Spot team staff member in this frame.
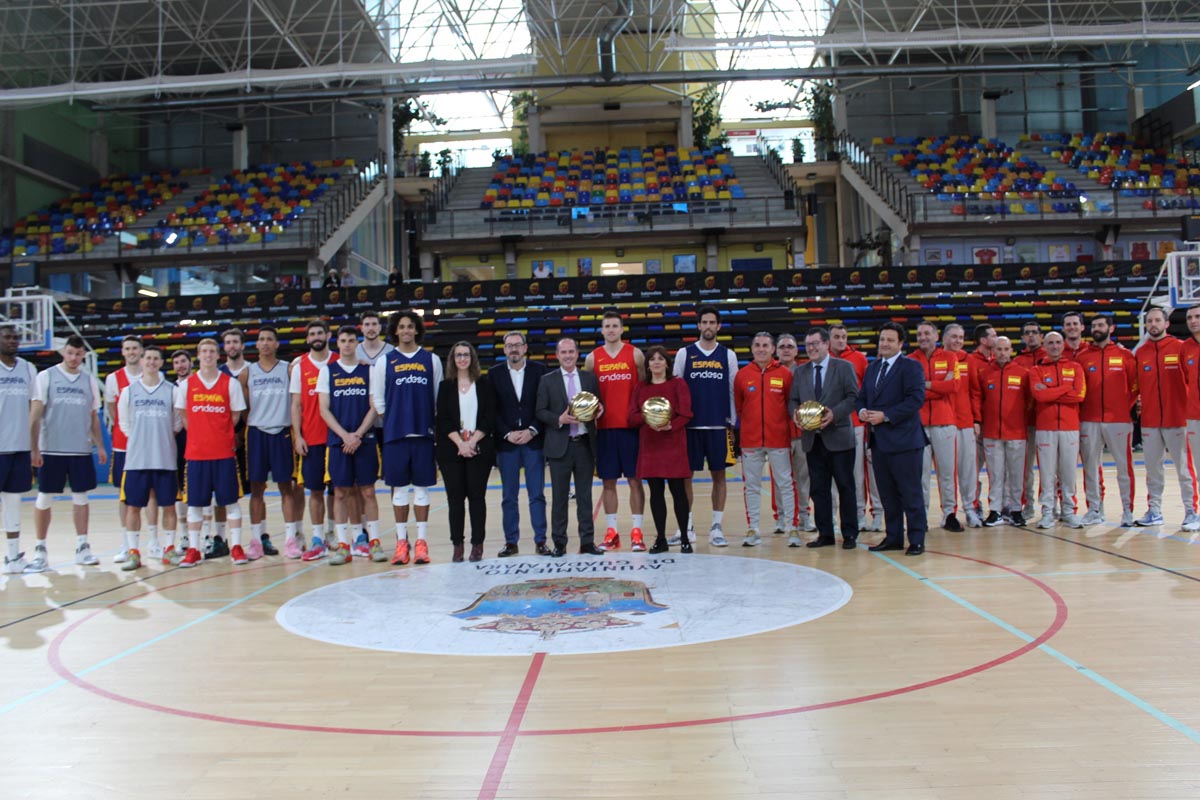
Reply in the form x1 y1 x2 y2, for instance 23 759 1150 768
674 305 739 547
979 337 1030 526
1077 314 1138 527
175 338 248 567
1030 333 1085 529
942 323 983 528
28 335 106 573
585 311 646 552
435 342 495 563
370 309 442 565
734 332 794 547
1015 320 1045 519
116 346 180 571
771 334 811 538
1133 307 1198 529
0 325 37 574
1183 304 1200 531
318 327 382 565
1062 311 1092 362
964 324 996 524
290 320 336 560
831 325 879 532
910 321 962 531
241 325 297 558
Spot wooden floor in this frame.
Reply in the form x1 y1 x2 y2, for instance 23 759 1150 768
3 459 1199 800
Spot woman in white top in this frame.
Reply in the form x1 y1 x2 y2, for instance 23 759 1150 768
435 342 496 562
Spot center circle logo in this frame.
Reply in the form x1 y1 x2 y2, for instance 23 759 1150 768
276 554 852 656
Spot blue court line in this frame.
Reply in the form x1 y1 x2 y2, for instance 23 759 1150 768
874 551 1200 745
932 566 1200 580
0 565 316 716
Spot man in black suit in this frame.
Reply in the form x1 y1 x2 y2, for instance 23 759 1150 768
534 337 604 556
490 331 550 557
856 322 929 556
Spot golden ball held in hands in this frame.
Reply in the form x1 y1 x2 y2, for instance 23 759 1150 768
794 400 829 432
568 391 600 422
641 396 672 427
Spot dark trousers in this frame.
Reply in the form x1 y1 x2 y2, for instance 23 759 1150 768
548 438 595 550
647 477 689 542
806 438 858 541
872 446 927 547
436 452 495 545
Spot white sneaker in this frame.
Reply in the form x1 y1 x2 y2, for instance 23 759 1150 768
113 549 130 563
965 510 983 528
1135 510 1165 527
857 514 870 532
4 552 27 574
75 542 99 566
803 517 817 532
787 532 803 547
871 514 883 532
146 538 164 560
1022 505 1037 521
1036 514 1055 529
708 524 728 547
1182 510 1200 533
25 545 49 573
742 531 762 547
771 522 786 535
667 530 682 546
1079 509 1105 526
1063 515 1084 529
1119 511 1136 527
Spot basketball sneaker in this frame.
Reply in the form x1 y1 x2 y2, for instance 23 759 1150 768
120 549 142 571
4 552 27 574
742 531 762 547
25 545 48 573
162 545 182 566
413 539 430 564
369 539 388 562
179 547 202 568
787 531 803 547
146 538 164 560
1135 510 1165 527
601 528 620 551
352 537 371 560
301 540 327 561
328 543 353 566
708 523 728 547
113 549 130 564
391 538 411 565
260 534 279 556
203 535 229 560
245 538 264 561
284 536 304 559
230 545 249 565
75 542 99 566
629 528 646 552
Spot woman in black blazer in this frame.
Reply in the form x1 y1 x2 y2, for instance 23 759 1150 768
435 342 496 562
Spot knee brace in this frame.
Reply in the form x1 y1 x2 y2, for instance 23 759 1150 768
224 504 242 521
187 506 205 524
35 492 53 510
1 492 22 531
391 485 412 506
413 486 431 506
72 492 90 506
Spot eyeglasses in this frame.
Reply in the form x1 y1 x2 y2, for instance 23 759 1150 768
454 352 472 359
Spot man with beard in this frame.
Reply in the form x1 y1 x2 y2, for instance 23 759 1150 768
1014 320 1045 519
0 325 37 574
107 336 160 563
831 325 879 532
1183 305 1200 530
290 320 337 559
673 305 739 547
1132 307 1198 529
351 311 394 551
1076 314 1138 527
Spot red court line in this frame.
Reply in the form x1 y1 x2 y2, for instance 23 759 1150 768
478 653 546 800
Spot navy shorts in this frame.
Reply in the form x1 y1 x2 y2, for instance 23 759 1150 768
327 436 380 487
687 428 730 472
109 450 126 488
38 454 98 493
382 438 436 487
186 458 241 507
122 469 178 508
300 444 327 490
595 428 639 480
248 427 296 484
0 452 33 493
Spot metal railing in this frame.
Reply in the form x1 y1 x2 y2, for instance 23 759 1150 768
838 131 914 224
908 189 1200 223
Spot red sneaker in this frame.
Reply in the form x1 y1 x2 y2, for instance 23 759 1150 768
230 544 248 565
391 538 411 565
601 528 620 551
630 528 646 552
179 547 202 568
413 539 430 564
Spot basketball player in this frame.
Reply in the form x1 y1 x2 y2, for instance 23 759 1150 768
290 320 337 560
115 346 180 571
166 349 194 564
673 305 739 547
318 326 382 564
370 309 441 565
108 336 160 563
351 311 394 553
203 327 250 559
584 310 646 551
175 338 247 567
28 335 106 572
240 325 297 557
0 325 37 574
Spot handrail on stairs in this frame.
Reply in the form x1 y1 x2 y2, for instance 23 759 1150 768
837 132 913 225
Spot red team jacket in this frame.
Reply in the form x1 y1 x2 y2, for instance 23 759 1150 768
979 361 1030 440
734 361 794 449
833 346 869 428
909 347 959 426
1134 337 1188 428
1029 358 1086 431
1077 343 1138 423
1181 337 1200 422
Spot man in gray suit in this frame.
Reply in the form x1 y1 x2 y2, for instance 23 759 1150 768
535 337 605 557
790 326 860 549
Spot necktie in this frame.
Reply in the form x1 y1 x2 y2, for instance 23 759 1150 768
813 364 823 399
566 370 581 436
876 359 889 389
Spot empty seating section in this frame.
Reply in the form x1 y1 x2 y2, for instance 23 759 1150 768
479 146 742 217
0 159 353 258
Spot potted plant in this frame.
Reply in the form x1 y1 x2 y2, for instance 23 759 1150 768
791 137 806 164
418 151 432 177
803 83 837 160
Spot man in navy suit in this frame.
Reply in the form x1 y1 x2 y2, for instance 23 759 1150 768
489 331 550 557
856 322 929 555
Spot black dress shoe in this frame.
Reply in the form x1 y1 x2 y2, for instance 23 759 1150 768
535 542 552 556
905 544 925 556
943 513 964 532
649 537 669 554
680 542 694 554
868 541 905 552
550 546 566 558
578 543 604 556
497 543 520 558
806 537 836 548
841 539 858 550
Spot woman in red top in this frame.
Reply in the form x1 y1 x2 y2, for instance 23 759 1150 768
629 346 694 553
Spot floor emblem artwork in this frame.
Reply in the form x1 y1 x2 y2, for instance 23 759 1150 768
276 554 853 656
